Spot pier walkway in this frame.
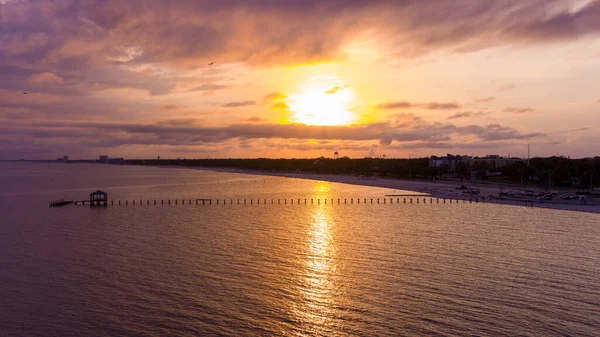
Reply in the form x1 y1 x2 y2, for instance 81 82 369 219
50 196 485 207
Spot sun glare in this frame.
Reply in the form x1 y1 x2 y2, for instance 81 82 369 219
288 77 356 126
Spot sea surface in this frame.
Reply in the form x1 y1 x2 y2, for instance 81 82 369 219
1 162 599 336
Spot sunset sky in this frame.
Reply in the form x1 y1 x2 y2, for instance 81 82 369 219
1 0 600 159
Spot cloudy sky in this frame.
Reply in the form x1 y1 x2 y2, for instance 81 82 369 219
1 0 599 159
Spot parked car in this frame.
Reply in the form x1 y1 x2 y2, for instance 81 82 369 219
521 190 535 196
560 195 578 200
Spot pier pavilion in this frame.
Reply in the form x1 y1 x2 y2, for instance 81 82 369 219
89 190 108 206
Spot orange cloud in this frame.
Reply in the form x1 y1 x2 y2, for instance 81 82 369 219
263 92 287 102
270 102 290 110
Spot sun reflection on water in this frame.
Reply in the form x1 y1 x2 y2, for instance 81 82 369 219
291 192 338 334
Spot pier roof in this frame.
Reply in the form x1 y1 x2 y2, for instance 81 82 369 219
90 190 108 196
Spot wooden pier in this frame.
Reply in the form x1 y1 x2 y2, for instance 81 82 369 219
49 199 73 207
52 196 484 208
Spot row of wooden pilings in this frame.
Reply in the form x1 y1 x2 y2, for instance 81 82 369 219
77 197 484 206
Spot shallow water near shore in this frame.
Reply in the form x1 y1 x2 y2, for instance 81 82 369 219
1 162 599 336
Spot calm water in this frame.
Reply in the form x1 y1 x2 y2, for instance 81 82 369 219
1 163 599 336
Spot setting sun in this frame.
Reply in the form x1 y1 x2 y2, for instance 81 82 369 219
288 77 356 126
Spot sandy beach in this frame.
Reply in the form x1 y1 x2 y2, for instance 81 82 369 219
189 167 600 214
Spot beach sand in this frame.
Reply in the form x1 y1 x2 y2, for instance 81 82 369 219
197 167 600 214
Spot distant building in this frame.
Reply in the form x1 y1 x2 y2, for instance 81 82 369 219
429 154 472 172
430 153 524 171
99 155 109 163
63 155 68 161
469 155 524 170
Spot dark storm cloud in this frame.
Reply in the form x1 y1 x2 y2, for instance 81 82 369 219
376 101 462 110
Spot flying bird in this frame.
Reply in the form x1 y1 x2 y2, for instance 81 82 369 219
208 62 215 66
23 92 28 94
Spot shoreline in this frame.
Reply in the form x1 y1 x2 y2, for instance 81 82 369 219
180 166 600 214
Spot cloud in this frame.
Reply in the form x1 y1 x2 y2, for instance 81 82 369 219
0 113 551 159
160 104 182 111
245 116 267 123
424 102 462 110
3 0 600 75
221 100 256 108
503 107 535 114
325 86 346 94
3 0 595 158
154 118 203 127
271 102 290 110
474 96 496 102
376 102 414 110
498 84 517 92
186 84 229 92
29 72 65 84
368 144 378 157
12 118 544 148
376 101 461 110
447 111 488 119
565 127 590 132
263 92 287 102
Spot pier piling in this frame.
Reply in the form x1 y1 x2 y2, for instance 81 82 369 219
55 194 483 209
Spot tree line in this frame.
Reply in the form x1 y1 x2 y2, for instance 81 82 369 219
125 156 600 190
